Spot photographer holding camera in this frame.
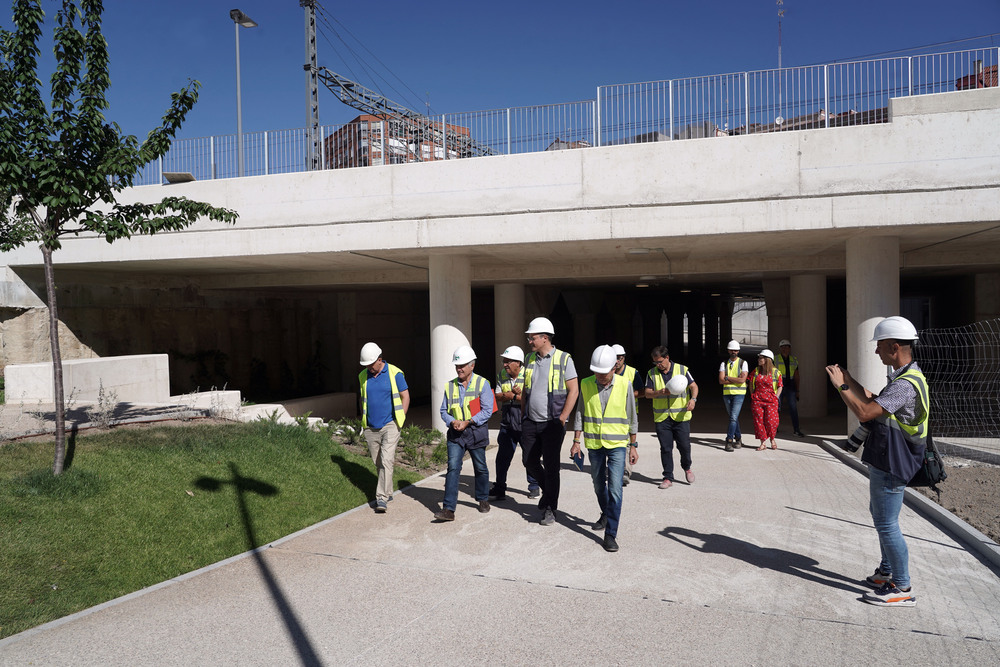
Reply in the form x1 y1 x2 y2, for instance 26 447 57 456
825 315 929 608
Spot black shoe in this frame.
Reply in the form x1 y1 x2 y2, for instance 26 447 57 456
591 514 607 531
602 533 619 552
478 500 491 513
622 472 630 487
488 486 507 500
724 443 734 452
795 430 805 437
433 509 455 522
527 488 541 499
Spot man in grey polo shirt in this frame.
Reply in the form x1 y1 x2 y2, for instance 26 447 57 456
520 316 580 526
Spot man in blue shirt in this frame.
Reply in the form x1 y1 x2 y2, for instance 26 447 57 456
435 345 495 521
358 342 409 513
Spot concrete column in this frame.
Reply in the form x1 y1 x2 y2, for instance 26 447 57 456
846 236 899 432
975 272 1000 322
720 297 734 347
763 278 790 348
494 283 525 358
429 255 472 434
704 299 720 356
790 274 827 418
687 297 704 358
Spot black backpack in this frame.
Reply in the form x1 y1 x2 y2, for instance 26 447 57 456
907 429 947 493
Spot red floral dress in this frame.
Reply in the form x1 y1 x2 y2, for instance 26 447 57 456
749 368 783 440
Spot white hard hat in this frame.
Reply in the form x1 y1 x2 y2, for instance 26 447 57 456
611 343 626 356
665 374 689 396
727 340 740 351
525 316 554 335
779 339 791 347
500 345 524 363
871 316 919 342
359 342 382 366
759 349 774 360
590 345 617 373
452 345 477 365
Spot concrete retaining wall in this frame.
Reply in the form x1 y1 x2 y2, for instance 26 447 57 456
4 354 170 403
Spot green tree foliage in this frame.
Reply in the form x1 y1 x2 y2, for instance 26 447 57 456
0 0 238 474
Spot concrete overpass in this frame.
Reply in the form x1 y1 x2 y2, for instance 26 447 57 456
2 88 999 432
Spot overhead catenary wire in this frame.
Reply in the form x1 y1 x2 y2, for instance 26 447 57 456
313 1 431 115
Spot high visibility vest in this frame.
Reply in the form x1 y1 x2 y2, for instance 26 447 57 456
722 358 747 395
523 349 571 418
580 375 631 449
875 366 930 445
446 374 488 421
863 365 930 482
775 354 798 380
359 363 406 428
750 368 780 393
497 367 525 395
649 363 692 423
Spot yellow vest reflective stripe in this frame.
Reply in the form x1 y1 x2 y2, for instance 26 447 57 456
649 363 692 423
722 358 746 395
523 349 570 416
358 363 406 428
580 375 630 449
876 367 930 445
446 374 486 421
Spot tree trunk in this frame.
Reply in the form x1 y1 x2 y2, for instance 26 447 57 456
41 245 67 475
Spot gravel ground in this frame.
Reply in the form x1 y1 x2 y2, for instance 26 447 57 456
914 457 1000 544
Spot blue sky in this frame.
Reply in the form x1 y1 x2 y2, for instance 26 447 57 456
10 0 1000 141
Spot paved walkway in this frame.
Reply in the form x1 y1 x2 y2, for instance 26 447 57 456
2 415 1000 664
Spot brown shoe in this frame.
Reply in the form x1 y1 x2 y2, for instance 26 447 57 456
478 500 490 513
433 509 455 522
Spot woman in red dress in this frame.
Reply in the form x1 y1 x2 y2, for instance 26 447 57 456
750 349 783 450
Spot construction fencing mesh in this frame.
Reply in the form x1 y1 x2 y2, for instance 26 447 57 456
916 318 1000 461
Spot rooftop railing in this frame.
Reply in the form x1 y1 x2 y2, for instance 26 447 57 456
136 47 999 187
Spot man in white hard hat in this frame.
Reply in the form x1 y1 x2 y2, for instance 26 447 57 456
521 316 580 526
571 345 639 552
718 340 748 451
434 345 495 522
358 342 409 513
825 315 928 607
489 345 540 501
612 344 643 485
775 339 804 437
645 345 698 489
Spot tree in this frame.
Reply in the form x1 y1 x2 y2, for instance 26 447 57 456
0 0 238 474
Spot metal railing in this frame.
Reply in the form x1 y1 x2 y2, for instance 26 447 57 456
135 47 998 186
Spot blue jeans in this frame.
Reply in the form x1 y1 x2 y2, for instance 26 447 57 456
722 394 745 441
493 426 539 493
589 447 626 538
443 442 489 511
868 465 910 589
779 388 800 432
655 418 691 481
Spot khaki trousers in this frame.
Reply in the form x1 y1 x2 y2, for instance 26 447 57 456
364 421 400 502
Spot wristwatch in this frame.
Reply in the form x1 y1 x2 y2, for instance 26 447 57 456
839 383 849 392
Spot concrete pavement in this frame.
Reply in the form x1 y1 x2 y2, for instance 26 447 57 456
3 420 1000 665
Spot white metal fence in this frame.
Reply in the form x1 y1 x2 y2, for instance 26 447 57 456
134 47 999 186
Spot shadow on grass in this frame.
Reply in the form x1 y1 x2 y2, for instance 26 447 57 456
660 526 864 594
195 463 321 667
329 453 377 502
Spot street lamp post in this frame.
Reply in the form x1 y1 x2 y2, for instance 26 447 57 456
230 9 257 177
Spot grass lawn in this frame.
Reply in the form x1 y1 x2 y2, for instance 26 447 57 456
0 420 432 639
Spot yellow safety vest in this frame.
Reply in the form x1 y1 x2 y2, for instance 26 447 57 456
497 367 525 394
877 366 930 445
649 363 692 423
775 354 798 380
750 368 780 393
722 358 747 395
580 375 631 449
446 374 488 421
524 349 571 417
358 363 406 428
